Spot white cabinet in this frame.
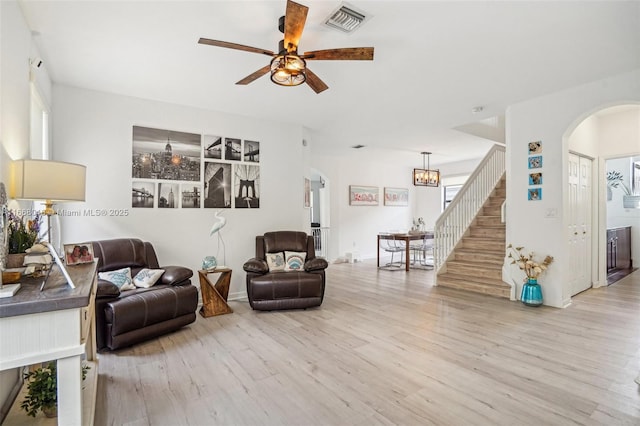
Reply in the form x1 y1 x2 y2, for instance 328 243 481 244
0 262 98 425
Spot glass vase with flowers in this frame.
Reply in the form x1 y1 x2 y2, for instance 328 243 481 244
507 244 554 306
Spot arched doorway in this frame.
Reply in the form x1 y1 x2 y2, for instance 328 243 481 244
564 104 640 297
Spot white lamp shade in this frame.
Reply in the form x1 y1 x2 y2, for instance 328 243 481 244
10 159 86 202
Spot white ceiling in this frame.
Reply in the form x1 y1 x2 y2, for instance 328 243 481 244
19 0 640 166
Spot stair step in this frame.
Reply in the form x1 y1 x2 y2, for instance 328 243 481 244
476 215 503 226
470 227 505 238
483 205 502 215
454 250 504 264
460 236 505 249
486 196 505 206
445 260 503 279
437 272 511 298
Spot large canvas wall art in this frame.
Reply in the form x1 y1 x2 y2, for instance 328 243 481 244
132 126 201 181
132 125 260 209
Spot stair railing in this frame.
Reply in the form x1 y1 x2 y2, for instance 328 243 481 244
434 144 506 273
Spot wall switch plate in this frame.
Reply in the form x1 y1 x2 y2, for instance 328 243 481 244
545 208 558 218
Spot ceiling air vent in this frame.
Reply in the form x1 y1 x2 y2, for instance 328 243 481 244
324 3 369 33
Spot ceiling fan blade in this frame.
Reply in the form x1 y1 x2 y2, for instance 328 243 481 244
305 68 329 94
198 38 275 56
284 0 308 51
302 47 374 61
236 65 272 85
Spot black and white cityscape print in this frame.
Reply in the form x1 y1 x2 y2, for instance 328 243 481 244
132 125 259 208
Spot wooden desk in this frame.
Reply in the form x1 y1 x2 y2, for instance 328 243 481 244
0 262 98 425
198 269 233 317
377 232 433 271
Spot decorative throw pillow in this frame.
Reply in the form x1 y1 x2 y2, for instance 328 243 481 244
284 251 307 272
266 252 285 272
133 268 165 288
98 267 134 290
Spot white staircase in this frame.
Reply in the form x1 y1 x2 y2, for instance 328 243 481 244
434 145 510 298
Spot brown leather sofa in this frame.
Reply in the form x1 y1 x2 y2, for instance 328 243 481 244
243 231 328 311
91 238 198 351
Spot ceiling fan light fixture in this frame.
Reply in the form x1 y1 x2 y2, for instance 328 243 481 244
270 54 307 86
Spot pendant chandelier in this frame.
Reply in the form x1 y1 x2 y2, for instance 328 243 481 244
413 151 440 187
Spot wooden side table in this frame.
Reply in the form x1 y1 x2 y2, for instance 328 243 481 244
198 268 233 318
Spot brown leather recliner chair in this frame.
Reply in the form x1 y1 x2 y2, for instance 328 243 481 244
90 238 198 351
243 231 328 311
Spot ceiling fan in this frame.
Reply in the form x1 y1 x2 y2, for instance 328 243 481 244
198 0 374 94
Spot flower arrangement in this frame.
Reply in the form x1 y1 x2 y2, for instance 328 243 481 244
411 217 425 232
7 210 43 254
606 170 631 195
507 244 554 281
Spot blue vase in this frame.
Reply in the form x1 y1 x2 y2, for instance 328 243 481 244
521 278 543 306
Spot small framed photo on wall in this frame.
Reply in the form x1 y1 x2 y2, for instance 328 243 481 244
529 172 542 185
528 188 542 201
528 141 542 155
528 155 542 169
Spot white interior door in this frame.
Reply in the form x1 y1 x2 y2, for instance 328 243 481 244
569 153 593 296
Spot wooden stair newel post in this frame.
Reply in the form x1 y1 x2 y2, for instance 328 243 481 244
198 269 233 318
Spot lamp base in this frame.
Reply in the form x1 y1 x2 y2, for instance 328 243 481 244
0 283 21 298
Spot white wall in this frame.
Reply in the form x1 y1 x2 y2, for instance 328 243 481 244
414 158 480 230
568 115 599 157
310 152 413 260
310 152 481 260
53 85 310 299
598 107 640 158
506 68 640 308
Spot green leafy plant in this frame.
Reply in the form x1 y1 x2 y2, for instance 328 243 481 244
7 210 42 254
20 361 89 418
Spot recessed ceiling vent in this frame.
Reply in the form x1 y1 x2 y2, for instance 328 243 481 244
351 144 366 149
324 3 369 33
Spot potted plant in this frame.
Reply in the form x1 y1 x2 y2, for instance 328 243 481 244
20 361 89 418
507 244 554 306
5 210 42 268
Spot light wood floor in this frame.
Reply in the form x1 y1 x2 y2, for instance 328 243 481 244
95 262 640 426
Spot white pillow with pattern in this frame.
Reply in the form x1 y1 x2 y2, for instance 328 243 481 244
98 267 134 290
284 251 307 272
133 268 165 288
266 252 285 272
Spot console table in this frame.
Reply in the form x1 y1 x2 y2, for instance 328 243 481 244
0 261 98 425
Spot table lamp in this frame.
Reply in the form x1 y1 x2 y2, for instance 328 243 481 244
9 159 86 253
